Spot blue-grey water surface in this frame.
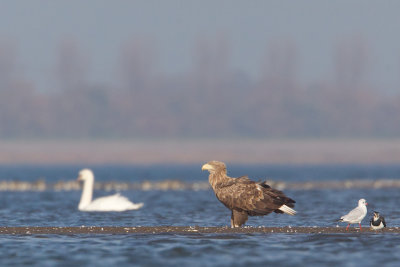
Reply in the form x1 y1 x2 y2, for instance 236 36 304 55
0 164 399 266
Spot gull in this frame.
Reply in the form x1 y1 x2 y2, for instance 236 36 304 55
338 198 368 231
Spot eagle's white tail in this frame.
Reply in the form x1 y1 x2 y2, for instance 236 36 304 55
279 205 297 215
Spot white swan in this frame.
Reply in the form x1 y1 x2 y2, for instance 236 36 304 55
77 168 143 212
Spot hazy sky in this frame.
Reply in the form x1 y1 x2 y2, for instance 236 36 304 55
1 0 400 92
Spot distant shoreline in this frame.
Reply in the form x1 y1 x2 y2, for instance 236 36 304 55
1 139 400 165
1 179 399 191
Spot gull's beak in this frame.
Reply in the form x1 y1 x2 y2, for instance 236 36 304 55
365 202 368 206
202 163 212 171
77 174 83 181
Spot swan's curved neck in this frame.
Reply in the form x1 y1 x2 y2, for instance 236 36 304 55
79 179 93 209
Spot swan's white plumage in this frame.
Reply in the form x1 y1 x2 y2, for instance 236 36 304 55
80 193 144 212
77 169 143 212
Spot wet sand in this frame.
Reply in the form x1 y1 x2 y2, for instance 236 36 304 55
0 226 398 235
2 139 400 164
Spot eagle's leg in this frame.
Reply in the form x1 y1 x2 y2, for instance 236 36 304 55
231 210 248 228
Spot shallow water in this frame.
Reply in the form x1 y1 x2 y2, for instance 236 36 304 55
0 165 399 266
2 233 400 267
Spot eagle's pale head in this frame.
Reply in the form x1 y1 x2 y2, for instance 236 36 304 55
202 161 227 174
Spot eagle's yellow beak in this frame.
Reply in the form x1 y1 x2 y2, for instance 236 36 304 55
202 163 213 171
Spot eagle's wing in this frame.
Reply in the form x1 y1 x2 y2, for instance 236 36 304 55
215 179 286 215
232 176 251 183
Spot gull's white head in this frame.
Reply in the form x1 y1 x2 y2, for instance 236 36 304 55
77 168 94 182
358 198 368 207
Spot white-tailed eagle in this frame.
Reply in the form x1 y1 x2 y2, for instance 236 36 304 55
202 161 296 227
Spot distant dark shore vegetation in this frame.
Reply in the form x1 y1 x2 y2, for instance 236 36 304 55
1 37 399 140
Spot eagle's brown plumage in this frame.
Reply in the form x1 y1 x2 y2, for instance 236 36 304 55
202 160 296 227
